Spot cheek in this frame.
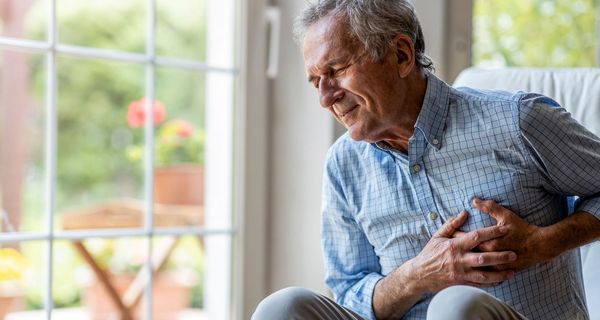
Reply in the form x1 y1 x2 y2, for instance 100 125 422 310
327 107 345 124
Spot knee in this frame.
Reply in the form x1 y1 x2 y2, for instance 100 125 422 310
427 285 491 320
252 287 320 320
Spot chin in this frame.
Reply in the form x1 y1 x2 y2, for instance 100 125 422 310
348 127 366 142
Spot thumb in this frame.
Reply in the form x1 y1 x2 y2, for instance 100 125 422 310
435 210 468 238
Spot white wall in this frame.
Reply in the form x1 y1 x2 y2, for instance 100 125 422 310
266 0 334 295
413 0 472 82
413 0 448 80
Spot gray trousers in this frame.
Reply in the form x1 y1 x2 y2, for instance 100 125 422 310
252 285 528 320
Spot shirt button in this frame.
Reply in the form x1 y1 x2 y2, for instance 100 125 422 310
432 138 440 145
429 212 438 221
413 164 421 173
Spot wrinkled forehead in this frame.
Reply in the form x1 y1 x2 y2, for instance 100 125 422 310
302 15 361 68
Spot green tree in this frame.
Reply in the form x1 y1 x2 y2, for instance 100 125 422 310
473 0 599 67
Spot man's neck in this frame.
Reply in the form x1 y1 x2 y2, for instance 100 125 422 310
379 70 428 153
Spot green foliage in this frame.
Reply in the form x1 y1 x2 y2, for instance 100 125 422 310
25 0 207 209
473 0 599 67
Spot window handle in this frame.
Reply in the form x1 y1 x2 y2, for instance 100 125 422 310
265 6 281 79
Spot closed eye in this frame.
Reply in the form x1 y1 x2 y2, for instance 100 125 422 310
332 64 350 75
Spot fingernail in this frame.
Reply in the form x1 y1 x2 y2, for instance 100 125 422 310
472 198 480 205
509 252 517 261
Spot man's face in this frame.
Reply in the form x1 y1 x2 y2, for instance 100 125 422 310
302 14 409 143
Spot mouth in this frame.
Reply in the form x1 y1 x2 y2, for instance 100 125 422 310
340 105 358 118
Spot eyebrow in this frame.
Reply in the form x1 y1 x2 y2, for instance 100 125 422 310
306 58 346 83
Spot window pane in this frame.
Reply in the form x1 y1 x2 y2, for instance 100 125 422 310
52 237 151 319
57 0 146 52
151 67 205 228
56 57 145 230
51 237 204 319
0 242 46 318
473 0 599 67
0 0 47 41
150 235 205 318
0 50 46 233
156 0 207 61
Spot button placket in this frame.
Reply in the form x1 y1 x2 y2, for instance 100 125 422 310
408 131 443 234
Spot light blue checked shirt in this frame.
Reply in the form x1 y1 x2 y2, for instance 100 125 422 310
322 73 600 320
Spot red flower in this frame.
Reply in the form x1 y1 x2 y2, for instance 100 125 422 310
127 98 166 128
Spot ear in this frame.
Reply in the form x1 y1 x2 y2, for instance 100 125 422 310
391 34 416 78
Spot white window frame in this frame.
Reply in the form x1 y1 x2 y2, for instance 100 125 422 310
0 0 239 319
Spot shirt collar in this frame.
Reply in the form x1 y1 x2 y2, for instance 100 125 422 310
413 73 451 150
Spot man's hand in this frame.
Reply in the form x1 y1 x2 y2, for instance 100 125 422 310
409 210 517 293
373 210 517 319
471 198 552 271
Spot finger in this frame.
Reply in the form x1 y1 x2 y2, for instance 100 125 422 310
476 239 499 252
465 270 516 284
472 198 506 222
435 210 468 238
463 251 517 267
456 225 508 250
453 231 467 239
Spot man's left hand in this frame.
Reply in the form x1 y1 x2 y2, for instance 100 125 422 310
468 198 555 271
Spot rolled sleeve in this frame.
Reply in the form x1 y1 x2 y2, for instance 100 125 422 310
519 94 600 221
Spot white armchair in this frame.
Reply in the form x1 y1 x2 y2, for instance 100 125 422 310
454 67 600 320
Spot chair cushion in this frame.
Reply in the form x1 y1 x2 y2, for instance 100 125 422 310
453 68 600 136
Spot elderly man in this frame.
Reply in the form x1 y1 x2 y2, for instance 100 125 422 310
253 1 600 319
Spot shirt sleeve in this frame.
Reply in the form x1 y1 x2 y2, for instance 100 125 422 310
321 149 383 320
518 94 600 220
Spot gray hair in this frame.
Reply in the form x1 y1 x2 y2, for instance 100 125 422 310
294 0 434 72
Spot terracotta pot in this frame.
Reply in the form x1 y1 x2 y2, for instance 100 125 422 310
153 165 204 206
0 294 23 319
83 273 192 320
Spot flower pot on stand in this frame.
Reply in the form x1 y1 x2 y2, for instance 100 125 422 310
153 164 204 206
83 272 194 320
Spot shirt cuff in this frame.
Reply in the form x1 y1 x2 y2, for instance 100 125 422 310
575 197 600 220
345 273 384 320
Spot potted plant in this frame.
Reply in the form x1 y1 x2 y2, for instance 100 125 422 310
0 248 28 318
80 238 198 320
125 98 205 206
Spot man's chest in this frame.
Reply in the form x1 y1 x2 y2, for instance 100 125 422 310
350 136 563 274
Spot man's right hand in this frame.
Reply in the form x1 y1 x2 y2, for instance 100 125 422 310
373 210 517 320
408 210 517 293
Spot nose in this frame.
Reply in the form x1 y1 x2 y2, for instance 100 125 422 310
318 77 344 108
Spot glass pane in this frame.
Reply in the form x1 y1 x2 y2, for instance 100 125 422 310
473 0 599 67
0 0 47 41
151 67 205 227
0 242 46 319
150 235 204 319
0 49 46 233
56 57 145 231
57 0 146 52
53 237 150 319
156 0 207 61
